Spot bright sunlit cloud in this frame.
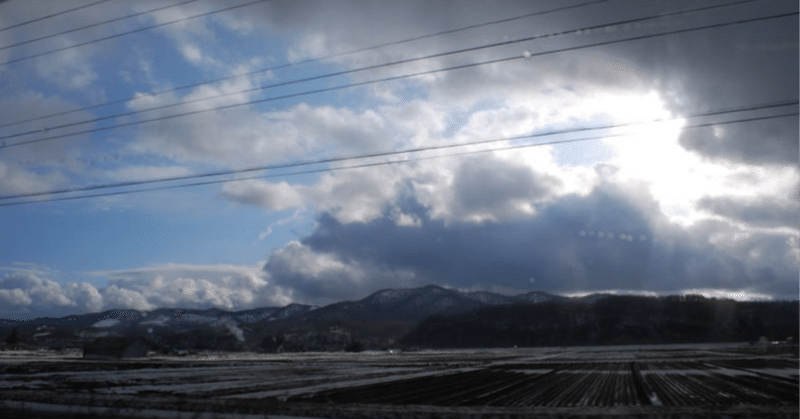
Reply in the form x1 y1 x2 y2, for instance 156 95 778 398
0 0 796 315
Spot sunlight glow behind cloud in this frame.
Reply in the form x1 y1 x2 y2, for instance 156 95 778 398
0 0 796 315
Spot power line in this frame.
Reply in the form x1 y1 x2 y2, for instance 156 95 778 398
1 4 786 149
0 0 270 67
0 0 203 53
0 102 794 204
2 111 795 207
0 0 761 139
0 0 614 130
0 0 115 33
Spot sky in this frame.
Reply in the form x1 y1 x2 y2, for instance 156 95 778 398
0 0 797 318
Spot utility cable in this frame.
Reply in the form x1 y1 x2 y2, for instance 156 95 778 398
0 0 115 33
0 0 270 67
0 0 763 139
0 0 614 130
1 111 794 207
0 8 791 150
0 101 794 202
0 0 202 53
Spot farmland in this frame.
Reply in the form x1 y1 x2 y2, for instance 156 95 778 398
1 343 797 418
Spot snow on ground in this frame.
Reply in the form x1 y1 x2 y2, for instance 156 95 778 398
1 343 797 418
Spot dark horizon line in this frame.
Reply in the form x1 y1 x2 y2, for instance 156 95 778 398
0 284 792 323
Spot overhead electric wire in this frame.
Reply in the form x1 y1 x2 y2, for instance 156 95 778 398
0 0 270 67
1 111 795 208
0 0 115 33
0 0 203 53
0 1 784 149
0 0 762 140
0 102 794 204
0 0 615 130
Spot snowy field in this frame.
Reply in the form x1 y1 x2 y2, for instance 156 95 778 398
1 344 797 418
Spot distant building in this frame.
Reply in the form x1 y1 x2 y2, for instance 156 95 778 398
83 337 149 359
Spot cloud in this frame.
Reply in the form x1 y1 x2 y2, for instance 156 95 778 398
444 153 563 222
633 3 797 166
92 263 288 310
33 46 98 91
678 120 798 166
202 4 795 238
103 165 194 182
181 43 204 64
221 139 597 226
1 0 796 316
0 0 128 92
697 195 798 230
262 178 799 302
142 0 218 37
0 160 68 196
0 262 292 318
126 83 398 169
245 0 796 167
0 266 103 317
0 91 96 166
221 180 305 211
258 209 306 240
221 163 415 224
263 241 418 305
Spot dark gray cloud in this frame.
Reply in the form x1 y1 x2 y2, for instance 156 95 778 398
678 118 798 166
697 195 798 229
232 0 799 165
591 1 798 165
448 154 563 220
2 0 795 317
264 178 798 302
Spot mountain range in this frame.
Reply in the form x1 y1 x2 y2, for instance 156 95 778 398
0 285 574 352
3 285 795 353
0 284 567 330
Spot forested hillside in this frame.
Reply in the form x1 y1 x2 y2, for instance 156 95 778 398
401 295 799 348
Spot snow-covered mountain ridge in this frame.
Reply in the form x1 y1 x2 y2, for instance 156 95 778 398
0 285 571 329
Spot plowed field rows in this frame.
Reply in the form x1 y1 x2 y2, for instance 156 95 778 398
1 344 797 418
